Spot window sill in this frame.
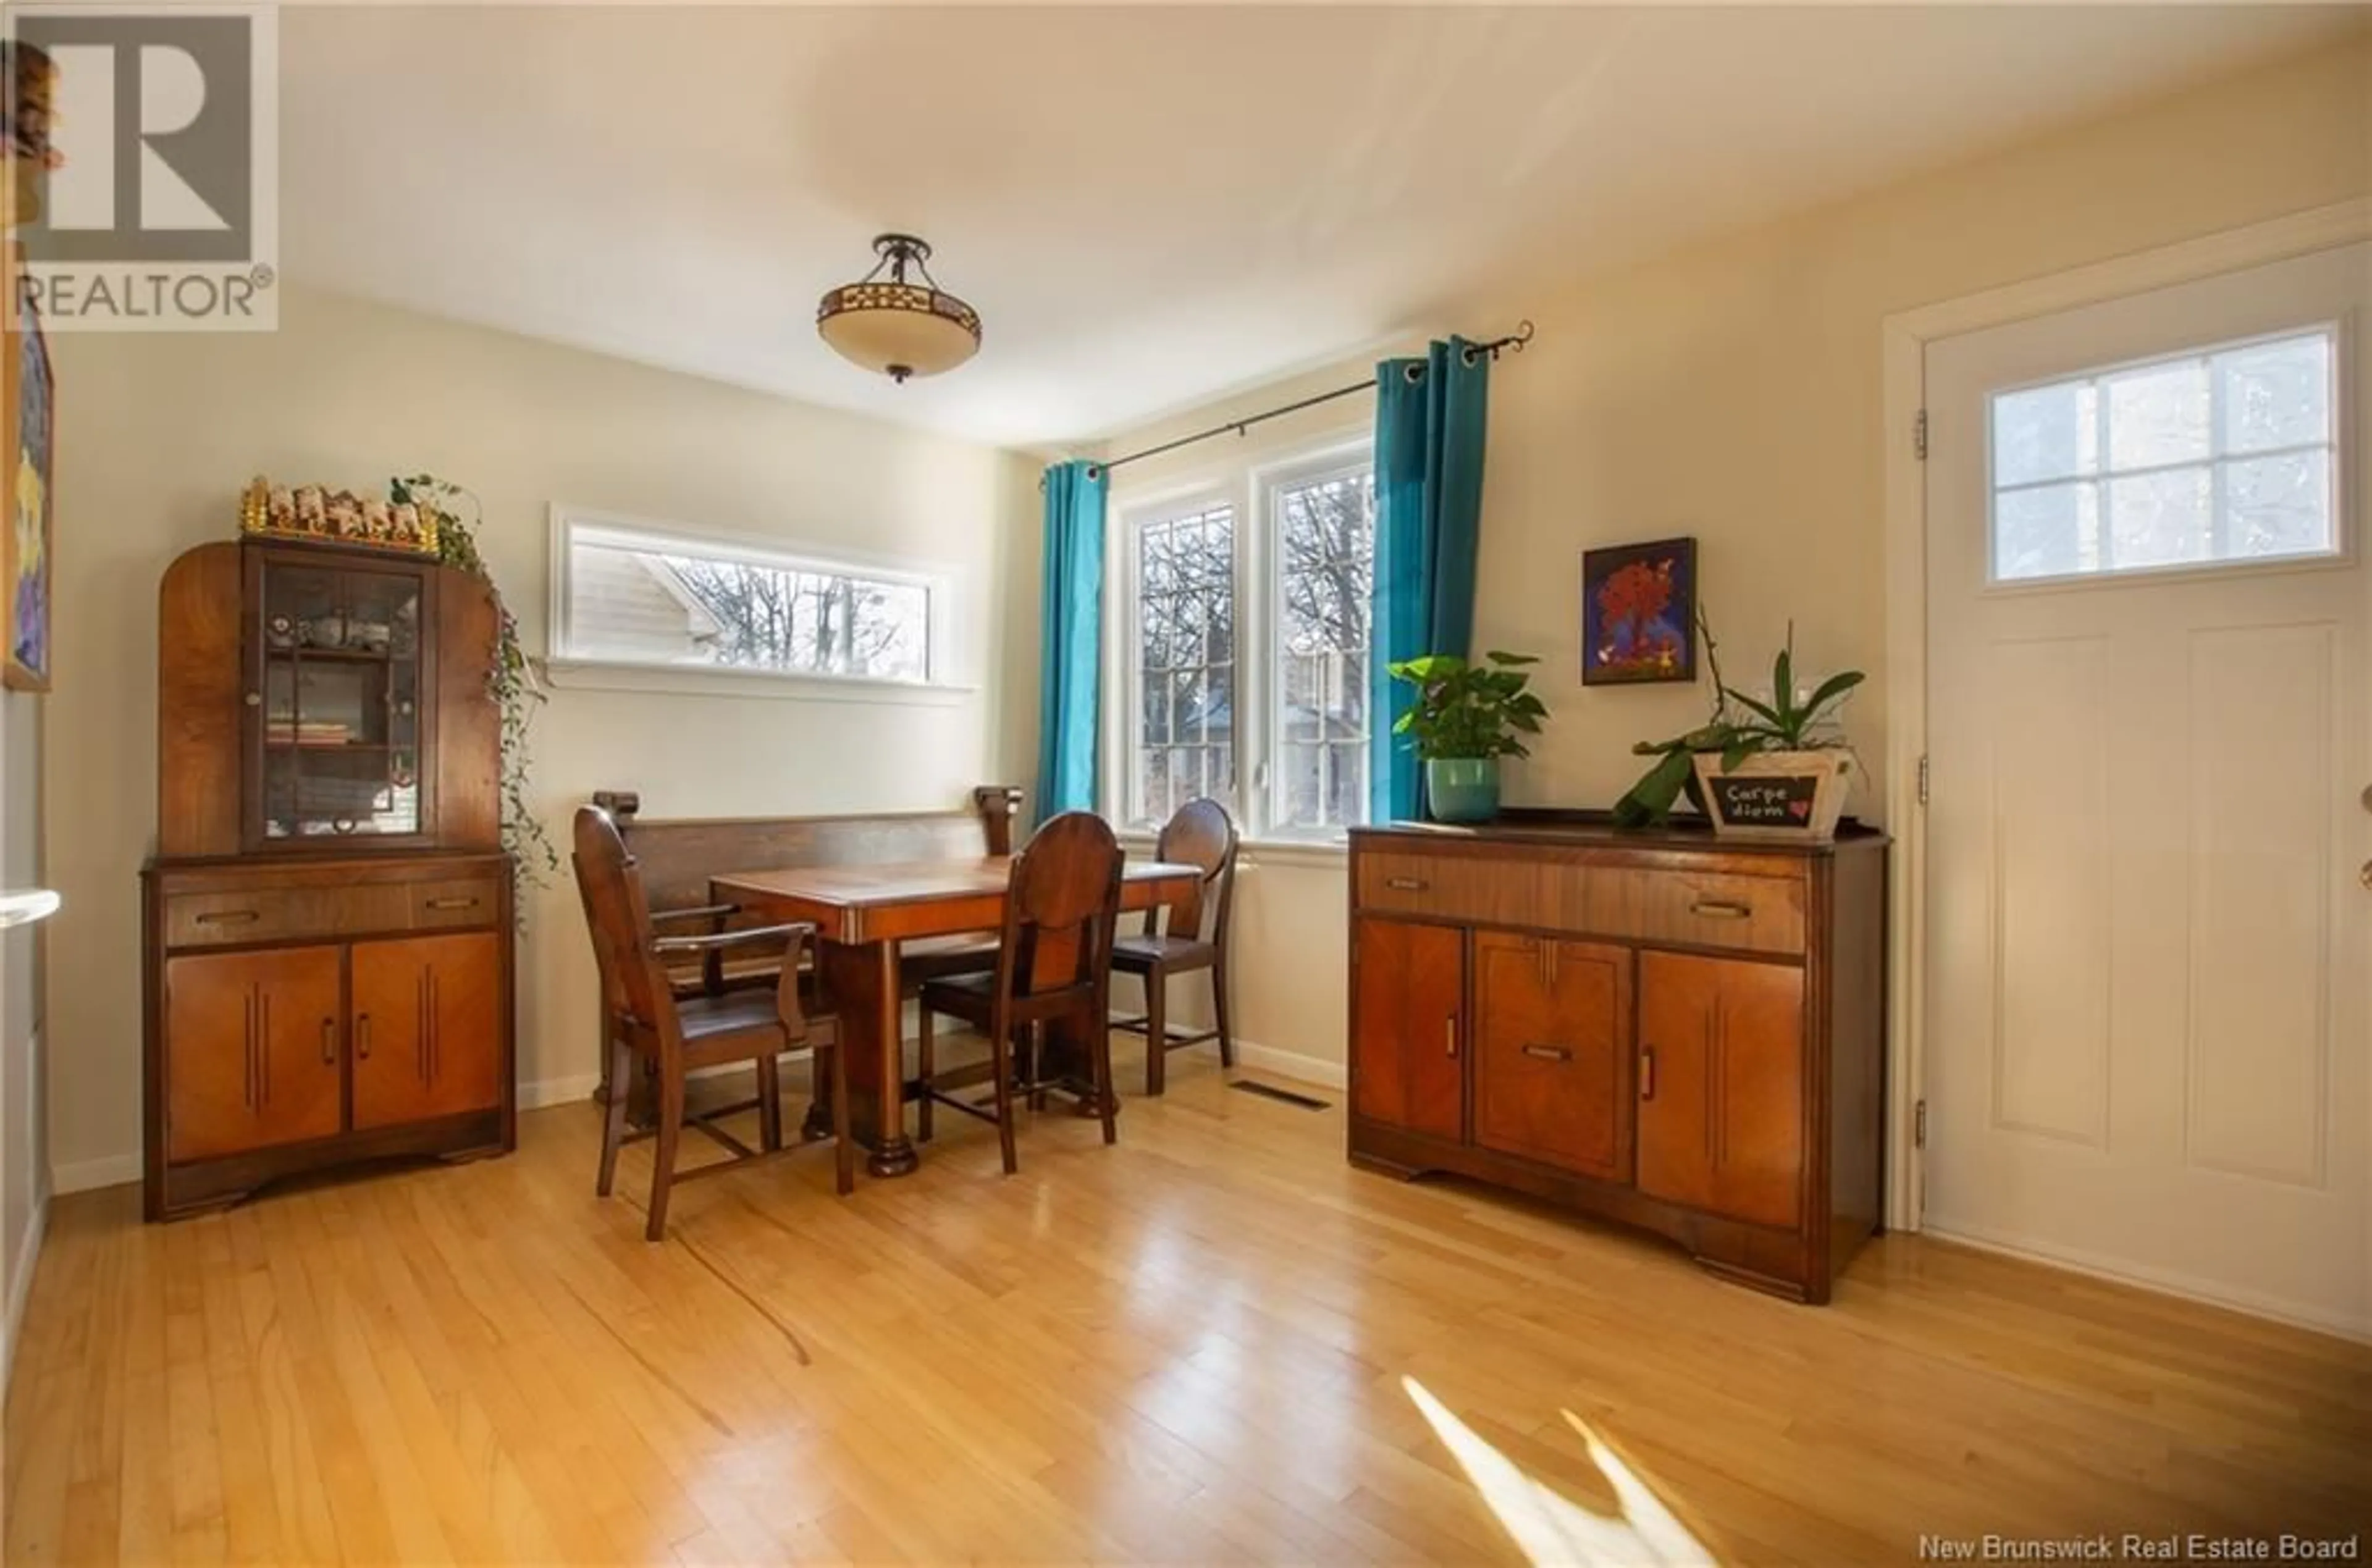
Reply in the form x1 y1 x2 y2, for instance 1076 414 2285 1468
539 656 976 706
1117 832 1348 871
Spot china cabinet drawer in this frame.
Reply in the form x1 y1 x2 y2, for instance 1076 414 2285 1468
410 878 501 930
161 883 409 948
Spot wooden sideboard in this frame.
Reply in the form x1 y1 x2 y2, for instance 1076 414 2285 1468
1346 814 1887 1302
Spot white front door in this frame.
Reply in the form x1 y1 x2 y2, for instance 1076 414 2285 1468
1923 242 2371 1336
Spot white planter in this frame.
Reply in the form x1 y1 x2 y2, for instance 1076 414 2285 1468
1693 750 1854 842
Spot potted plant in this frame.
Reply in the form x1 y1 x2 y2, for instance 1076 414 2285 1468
1386 650 1548 824
1614 619 1862 841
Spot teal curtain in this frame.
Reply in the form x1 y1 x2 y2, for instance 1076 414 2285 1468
1369 338 1489 823
1035 460 1108 824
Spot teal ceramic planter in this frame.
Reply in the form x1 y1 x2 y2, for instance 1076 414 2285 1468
1425 758 1500 823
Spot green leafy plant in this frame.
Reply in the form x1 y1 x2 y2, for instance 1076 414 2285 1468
1387 650 1549 760
389 474 558 907
1613 614 1863 827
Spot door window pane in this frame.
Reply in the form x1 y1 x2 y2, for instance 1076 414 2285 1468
1990 327 2339 582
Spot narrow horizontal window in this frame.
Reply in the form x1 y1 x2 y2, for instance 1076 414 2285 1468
554 514 940 685
1989 327 2339 583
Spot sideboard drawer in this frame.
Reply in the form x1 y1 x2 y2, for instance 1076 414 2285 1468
1357 850 1804 955
1631 870 1804 956
161 883 411 948
410 878 501 930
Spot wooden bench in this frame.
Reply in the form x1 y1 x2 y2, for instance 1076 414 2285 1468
582 785 1025 1106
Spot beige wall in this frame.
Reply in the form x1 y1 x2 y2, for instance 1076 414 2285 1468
45 288 1041 1184
2 689 45 1385
1091 38 2372 1078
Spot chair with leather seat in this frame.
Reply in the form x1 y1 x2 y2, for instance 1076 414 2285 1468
573 805 852 1239
913 810 1124 1174
1111 797 1239 1094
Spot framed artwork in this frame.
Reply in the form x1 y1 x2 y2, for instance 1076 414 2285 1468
1581 535 1696 687
2 241 51 692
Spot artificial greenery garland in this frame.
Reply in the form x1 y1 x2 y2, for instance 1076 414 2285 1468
389 474 558 907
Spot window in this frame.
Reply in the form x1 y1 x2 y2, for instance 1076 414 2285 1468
1130 503 1237 826
1269 460 1374 833
553 513 941 685
1989 326 2339 582
1112 441 1375 842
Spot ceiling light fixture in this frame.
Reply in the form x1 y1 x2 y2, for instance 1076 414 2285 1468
816 233 981 384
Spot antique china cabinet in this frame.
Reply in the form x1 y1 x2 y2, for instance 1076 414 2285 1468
142 525 516 1219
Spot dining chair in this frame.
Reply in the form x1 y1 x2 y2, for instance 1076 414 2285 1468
913 810 1124 1174
573 806 852 1239
1111 797 1239 1094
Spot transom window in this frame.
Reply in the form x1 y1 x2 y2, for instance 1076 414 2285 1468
553 513 941 684
1988 326 2339 582
1112 441 1376 842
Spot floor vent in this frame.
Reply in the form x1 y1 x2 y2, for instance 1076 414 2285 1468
1229 1079 1332 1112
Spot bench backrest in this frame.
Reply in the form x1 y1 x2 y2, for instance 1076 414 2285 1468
586 786 1026 915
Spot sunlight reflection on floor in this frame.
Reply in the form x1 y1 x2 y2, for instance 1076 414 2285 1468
1403 1377 1717 1567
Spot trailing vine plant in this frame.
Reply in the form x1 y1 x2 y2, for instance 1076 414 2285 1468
388 474 558 910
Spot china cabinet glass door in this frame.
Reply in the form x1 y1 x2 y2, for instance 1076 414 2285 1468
251 552 436 845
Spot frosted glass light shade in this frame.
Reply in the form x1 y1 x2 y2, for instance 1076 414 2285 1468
817 281 981 382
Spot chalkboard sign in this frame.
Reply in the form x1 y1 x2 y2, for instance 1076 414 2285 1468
1707 773 1821 828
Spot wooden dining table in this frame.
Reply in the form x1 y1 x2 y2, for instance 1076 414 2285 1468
711 854 1201 1178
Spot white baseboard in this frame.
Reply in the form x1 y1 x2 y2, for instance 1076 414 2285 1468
50 1152 138 1196
1229 1038 1346 1092
1923 1217 2371 1344
518 1072 601 1112
3 1190 48 1396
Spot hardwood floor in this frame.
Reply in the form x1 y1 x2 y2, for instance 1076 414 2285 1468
6 1051 2366 1566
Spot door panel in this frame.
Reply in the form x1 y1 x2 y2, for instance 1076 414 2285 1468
166 946 344 1161
1924 245 2370 1332
351 933 503 1130
1473 933 1631 1180
1636 952 1804 1228
1350 916 1463 1141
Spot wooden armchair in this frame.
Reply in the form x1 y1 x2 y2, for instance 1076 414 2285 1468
573 806 852 1239
913 811 1124 1175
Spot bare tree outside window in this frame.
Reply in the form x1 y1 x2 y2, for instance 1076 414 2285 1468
662 555 927 680
1133 504 1236 826
562 526 932 682
1275 469 1374 829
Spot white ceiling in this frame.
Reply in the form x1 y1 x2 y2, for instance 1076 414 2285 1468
280 6 2357 450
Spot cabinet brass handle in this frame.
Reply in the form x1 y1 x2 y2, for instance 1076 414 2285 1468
1444 1016 1458 1059
1521 1043 1572 1064
243 991 258 1110
425 896 478 911
319 1018 336 1067
1689 899 1753 920
196 909 260 926
356 1013 371 1060
1386 876 1429 892
1639 1047 1656 1101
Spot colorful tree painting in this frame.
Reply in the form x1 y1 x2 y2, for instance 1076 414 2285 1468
1581 537 1697 686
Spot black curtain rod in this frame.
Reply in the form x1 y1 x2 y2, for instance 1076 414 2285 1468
1049 320 1535 486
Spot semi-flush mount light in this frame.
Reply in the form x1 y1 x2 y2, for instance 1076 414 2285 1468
816 233 981 384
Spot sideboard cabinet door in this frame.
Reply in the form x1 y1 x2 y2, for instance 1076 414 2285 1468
1350 916 1465 1141
165 945 345 1162
1473 934 1633 1181
351 933 505 1130
1636 951 1806 1229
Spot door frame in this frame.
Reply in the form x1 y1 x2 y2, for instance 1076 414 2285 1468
1878 197 2372 1233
